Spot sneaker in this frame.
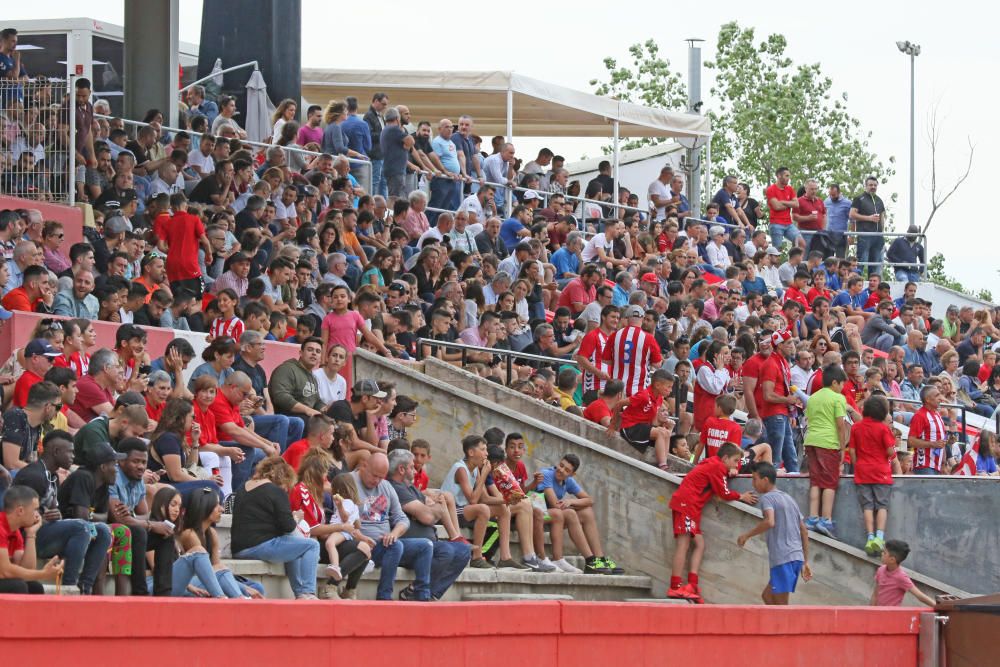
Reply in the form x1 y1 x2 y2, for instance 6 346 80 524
871 536 885 556
524 555 556 573
551 558 582 574
338 588 357 600
584 557 611 575
601 556 625 575
689 584 705 604
666 583 699 601
804 516 820 532
864 537 878 556
468 557 493 569
450 536 471 545
815 518 836 539
497 558 530 570
363 560 376 575
325 564 343 582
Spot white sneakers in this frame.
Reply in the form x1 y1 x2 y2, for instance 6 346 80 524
547 557 582 574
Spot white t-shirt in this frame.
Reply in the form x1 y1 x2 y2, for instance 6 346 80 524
417 226 444 249
458 194 484 220
313 368 347 406
328 497 359 539
581 233 613 263
648 178 670 220
188 149 215 176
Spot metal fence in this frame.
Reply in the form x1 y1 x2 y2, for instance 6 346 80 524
0 78 74 204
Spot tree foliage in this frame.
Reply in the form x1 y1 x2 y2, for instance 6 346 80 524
707 22 895 209
588 39 688 152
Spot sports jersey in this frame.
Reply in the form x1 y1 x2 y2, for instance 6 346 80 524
65 351 90 378
700 416 743 460
602 325 662 397
619 388 663 429
740 352 771 415
783 286 810 312
209 316 245 341
909 407 946 472
583 398 613 426
668 456 741 517
850 417 896 485
758 354 792 418
576 327 610 394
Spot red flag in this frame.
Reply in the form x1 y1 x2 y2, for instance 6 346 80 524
953 435 980 477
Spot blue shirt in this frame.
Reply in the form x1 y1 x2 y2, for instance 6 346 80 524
671 190 690 214
612 284 630 307
536 466 582 500
825 269 841 291
109 467 145 511
977 454 998 475
742 276 767 295
824 196 851 234
499 217 526 249
550 247 580 279
322 122 348 155
431 135 460 174
341 114 372 156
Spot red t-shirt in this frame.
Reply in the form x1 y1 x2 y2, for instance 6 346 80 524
210 316 245 341
583 398 613 426
806 287 833 306
146 399 165 425
740 352 771 415
842 378 863 412
850 417 896 485
700 416 743 460
796 196 826 231
282 439 310 471
0 512 25 559
413 467 429 492
978 363 994 384
1 287 38 313
192 399 218 445
603 325 662 397
12 370 43 408
509 460 528 490
669 457 741 516
164 210 206 282
620 388 663 429
758 355 791 418
783 286 811 312
556 278 595 312
288 482 323 527
153 211 171 243
70 374 114 423
208 392 244 439
765 184 795 226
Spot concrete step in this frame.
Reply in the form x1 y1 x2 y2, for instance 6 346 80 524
221 558 653 602
41 584 80 596
463 593 574 601
623 598 696 604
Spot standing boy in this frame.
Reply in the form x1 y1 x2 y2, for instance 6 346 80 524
694 394 743 462
803 364 849 538
667 442 757 602
737 462 813 605
848 395 901 556
871 540 935 606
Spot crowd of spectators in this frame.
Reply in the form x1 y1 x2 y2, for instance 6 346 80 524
0 36 993 603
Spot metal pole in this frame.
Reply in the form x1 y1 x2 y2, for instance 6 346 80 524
909 51 916 231
685 39 704 215
67 75 76 206
704 134 712 216
505 85 514 215
612 118 620 209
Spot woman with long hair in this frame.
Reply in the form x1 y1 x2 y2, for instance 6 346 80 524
146 487 182 596
276 120 308 173
231 457 321 600
314 344 348 408
360 248 394 293
191 375 244 498
148 397 223 500
173 488 246 598
693 340 732 432
270 98 297 144
187 336 239 392
463 281 486 331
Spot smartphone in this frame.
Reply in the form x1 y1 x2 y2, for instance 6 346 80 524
163 520 175 531
138 365 152 376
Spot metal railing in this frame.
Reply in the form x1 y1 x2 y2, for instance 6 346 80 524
416 337 577 386
0 78 75 204
887 395 982 442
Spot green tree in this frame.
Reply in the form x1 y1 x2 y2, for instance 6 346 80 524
707 22 895 210
588 39 688 152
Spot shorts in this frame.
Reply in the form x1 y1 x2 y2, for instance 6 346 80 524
672 510 700 537
806 446 842 490
769 222 802 249
769 560 803 594
857 483 892 510
458 505 478 529
386 173 407 198
620 424 652 450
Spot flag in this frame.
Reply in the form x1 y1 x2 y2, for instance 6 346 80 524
952 435 980 477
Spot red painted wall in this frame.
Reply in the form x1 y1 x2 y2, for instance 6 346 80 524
0 194 84 247
0 598 922 667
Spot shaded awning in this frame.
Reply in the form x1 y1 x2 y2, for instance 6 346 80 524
300 68 711 139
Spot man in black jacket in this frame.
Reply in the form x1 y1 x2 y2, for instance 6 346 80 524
364 92 390 198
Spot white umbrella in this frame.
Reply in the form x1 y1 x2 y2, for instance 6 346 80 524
244 69 275 144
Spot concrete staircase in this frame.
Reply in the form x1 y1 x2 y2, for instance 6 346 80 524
213 515 654 601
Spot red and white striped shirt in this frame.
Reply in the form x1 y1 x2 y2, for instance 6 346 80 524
210 316 245 341
910 406 947 472
67 351 90 378
602 325 662 397
576 328 609 394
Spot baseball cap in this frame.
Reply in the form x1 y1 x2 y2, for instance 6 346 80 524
624 305 645 319
353 379 387 399
640 272 658 285
25 338 61 359
765 246 781 256
91 441 127 466
118 189 138 203
522 190 539 201
770 329 793 346
104 215 130 235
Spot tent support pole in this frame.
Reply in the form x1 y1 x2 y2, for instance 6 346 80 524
612 119 620 209
506 86 513 214
704 134 712 213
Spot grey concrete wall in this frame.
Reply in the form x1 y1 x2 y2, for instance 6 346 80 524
355 351 966 604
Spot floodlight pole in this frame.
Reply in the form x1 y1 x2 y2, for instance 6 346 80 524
686 38 704 213
612 117 620 209
896 40 921 232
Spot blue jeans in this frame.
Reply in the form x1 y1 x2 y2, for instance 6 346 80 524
769 223 801 249
428 176 461 225
430 540 471 600
695 262 725 278
252 414 304 452
870 333 899 352
894 269 921 283
763 414 799 473
856 234 884 277
35 519 112 590
371 159 386 198
229 444 267 496
371 537 434 600
235 533 320 597
172 551 243 598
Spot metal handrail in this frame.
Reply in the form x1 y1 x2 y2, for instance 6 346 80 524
887 395 977 441
416 337 576 385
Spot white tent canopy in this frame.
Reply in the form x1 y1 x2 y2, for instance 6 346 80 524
300 68 711 139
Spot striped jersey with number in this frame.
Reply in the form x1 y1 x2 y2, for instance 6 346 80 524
210 316 245 341
576 328 609 393
602 325 662 397
910 406 947 471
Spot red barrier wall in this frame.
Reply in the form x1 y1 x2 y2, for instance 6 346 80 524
0 597 922 667
0 194 84 247
0 311 300 378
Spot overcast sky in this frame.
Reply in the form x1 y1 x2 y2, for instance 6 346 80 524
8 0 996 295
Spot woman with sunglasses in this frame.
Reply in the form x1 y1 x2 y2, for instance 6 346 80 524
42 221 70 274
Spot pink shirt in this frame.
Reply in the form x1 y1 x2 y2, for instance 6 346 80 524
400 210 430 240
874 565 915 606
297 124 323 147
322 309 365 352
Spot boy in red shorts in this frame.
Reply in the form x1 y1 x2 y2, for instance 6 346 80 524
667 442 757 602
